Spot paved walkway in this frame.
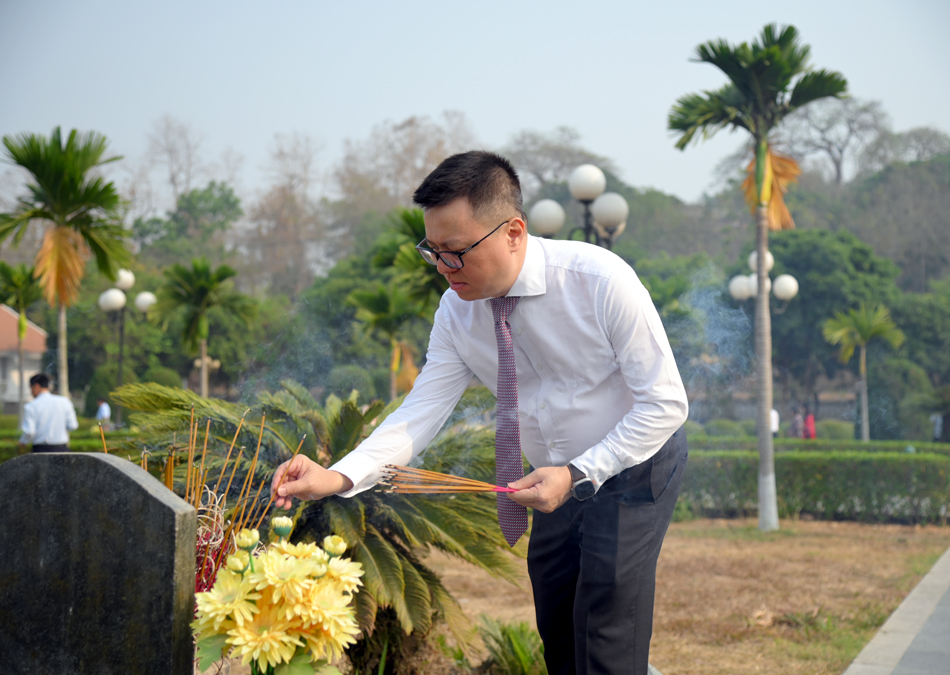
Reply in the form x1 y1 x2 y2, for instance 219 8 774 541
843 544 950 675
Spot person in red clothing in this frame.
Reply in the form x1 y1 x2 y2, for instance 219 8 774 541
803 406 816 439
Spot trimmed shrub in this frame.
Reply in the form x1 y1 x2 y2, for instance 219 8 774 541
680 451 950 523
682 420 706 438
83 363 139 417
816 419 854 439
141 365 182 388
704 419 746 437
740 419 757 437
688 436 950 457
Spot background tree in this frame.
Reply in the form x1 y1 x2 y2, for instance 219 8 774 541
668 23 847 530
154 257 256 397
823 304 905 441
0 262 43 419
503 126 615 199
0 127 131 395
778 97 888 185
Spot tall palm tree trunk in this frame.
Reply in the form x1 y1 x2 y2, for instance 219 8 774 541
58 303 69 397
859 345 870 442
755 204 779 531
200 338 209 398
17 332 25 422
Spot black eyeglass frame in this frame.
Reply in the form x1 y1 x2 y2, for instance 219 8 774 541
415 219 511 270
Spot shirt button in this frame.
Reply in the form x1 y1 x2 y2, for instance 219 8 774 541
516 327 523 335
537 364 543 371
540 402 546 409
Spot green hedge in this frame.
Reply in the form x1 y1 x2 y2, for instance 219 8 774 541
680 451 950 524
688 435 950 456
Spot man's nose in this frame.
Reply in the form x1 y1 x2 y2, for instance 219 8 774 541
435 257 453 275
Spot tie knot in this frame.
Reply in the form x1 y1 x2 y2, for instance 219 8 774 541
490 296 520 324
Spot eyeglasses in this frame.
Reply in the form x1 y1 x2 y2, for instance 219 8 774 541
415 219 510 270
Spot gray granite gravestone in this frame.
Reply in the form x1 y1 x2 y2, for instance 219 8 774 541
0 452 197 674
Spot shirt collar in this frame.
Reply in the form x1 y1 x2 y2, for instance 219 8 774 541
504 235 546 298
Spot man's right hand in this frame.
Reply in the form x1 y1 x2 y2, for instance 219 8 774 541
270 456 355 509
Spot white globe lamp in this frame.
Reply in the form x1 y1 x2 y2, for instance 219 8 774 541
568 164 606 202
773 274 799 301
747 274 771 297
591 192 629 230
529 199 566 237
135 291 157 313
728 275 752 301
747 250 774 273
98 288 127 312
115 269 136 291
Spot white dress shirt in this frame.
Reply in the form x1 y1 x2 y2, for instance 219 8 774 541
332 236 688 496
96 401 112 421
19 391 79 445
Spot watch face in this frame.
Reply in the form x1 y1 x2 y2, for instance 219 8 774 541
572 478 595 501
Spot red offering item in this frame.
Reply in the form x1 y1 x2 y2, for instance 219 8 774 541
378 464 519 494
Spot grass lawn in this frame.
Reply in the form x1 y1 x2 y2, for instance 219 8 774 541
425 518 950 675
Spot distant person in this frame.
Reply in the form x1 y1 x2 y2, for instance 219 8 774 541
18 373 79 453
770 408 780 438
790 407 804 439
94 397 112 431
930 413 944 443
803 407 816 440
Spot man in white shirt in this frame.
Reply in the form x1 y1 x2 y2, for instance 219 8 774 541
18 373 79 453
271 151 688 675
771 408 780 438
95 398 112 431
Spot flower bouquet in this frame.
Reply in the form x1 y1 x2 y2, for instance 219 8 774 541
193 520 364 675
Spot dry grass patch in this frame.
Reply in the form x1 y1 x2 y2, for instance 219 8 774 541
428 518 950 675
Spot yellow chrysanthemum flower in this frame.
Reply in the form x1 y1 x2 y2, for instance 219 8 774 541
322 535 348 557
248 550 316 605
299 615 361 662
325 555 364 595
271 540 326 562
227 604 303 671
194 570 261 629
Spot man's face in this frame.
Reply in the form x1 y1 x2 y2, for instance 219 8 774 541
29 383 42 398
423 198 526 301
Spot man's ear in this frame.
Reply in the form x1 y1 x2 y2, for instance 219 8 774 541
505 217 527 249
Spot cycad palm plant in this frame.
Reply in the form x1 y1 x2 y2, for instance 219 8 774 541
153 257 256 397
668 24 847 530
112 379 518 674
372 208 449 312
0 127 131 395
0 262 44 420
823 304 905 441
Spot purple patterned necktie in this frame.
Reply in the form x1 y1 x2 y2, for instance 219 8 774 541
490 296 528 547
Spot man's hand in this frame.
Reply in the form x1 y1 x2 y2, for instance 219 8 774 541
507 466 574 513
270 456 355 509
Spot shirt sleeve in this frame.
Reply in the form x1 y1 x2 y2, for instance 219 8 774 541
66 401 79 432
19 402 36 445
330 300 475 497
569 265 688 490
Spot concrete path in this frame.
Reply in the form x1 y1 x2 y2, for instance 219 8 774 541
843 545 950 675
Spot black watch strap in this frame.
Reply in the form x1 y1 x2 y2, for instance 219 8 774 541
567 463 586 482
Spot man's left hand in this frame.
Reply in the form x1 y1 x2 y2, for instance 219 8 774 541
508 466 574 513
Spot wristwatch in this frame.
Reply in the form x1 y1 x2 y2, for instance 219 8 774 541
567 463 595 501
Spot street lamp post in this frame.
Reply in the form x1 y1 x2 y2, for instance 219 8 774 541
98 271 156 427
527 164 630 250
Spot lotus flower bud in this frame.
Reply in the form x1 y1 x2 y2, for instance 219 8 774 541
312 562 328 578
323 535 347 557
227 551 250 573
236 528 260 551
272 516 294 539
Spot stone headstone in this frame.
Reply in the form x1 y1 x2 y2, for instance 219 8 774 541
0 453 197 675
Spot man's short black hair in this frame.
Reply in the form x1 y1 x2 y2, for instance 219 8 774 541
413 151 525 223
29 373 50 389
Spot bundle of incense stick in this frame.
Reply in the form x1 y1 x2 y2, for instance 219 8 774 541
379 465 518 494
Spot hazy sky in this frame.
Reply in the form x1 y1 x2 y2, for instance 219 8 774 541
1 0 948 210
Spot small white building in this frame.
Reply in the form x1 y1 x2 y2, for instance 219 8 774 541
0 304 48 415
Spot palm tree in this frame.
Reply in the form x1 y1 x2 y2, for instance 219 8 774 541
0 262 44 421
823 304 905 441
668 24 847 530
112 379 518 671
372 208 449 312
154 257 256 397
348 283 421 401
0 127 131 396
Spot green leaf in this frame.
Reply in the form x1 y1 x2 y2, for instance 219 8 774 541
196 633 229 671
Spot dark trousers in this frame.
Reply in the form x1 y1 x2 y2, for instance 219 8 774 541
527 428 688 675
31 444 69 453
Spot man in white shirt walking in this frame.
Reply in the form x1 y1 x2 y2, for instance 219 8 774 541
18 373 79 453
271 151 688 675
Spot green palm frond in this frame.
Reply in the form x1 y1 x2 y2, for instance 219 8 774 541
823 304 905 365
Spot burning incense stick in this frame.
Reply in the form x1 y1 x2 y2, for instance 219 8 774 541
194 418 211 506
378 465 519 494
253 435 306 530
98 423 108 454
214 409 249 494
